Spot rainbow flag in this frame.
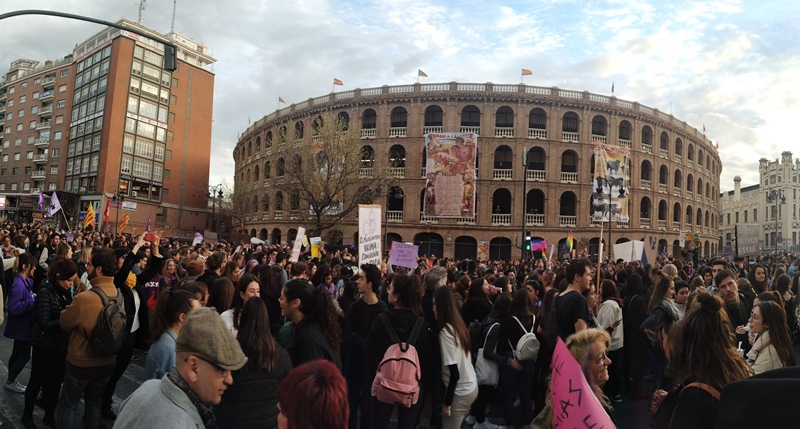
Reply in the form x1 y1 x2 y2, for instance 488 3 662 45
566 231 574 252
531 239 547 252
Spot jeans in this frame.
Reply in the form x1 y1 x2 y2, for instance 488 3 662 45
499 359 536 426
23 346 66 420
57 367 111 429
101 327 136 410
442 386 478 429
371 394 425 429
7 339 31 382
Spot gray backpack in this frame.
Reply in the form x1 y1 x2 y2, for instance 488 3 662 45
89 287 128 356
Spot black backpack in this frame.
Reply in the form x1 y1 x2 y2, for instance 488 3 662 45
89 287 128 356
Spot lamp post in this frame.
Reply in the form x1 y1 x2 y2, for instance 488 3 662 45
766 189 785 254
207 184 224 232
111 192 125 236
521 146 528 261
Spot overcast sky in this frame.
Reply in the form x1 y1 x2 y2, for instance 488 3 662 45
2 0 798 193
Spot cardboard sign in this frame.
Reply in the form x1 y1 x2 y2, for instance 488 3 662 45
358 205 382 266
389 241 419 269
289 227 306 263
550 338 615 428
310 237 321 258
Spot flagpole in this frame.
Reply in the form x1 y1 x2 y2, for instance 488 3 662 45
61 209 70 231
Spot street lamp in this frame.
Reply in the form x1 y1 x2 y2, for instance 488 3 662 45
111 192 125 236
208 184 224 232
521 146 528 261
766 189 785 254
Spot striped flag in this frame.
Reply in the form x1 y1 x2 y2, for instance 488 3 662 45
333 78 343 86
522 68 532 76
418 69 428 77
531 239 547 252
611 82 615 95
566 231 574 252
103 198 110 225
84 203 96 229
119 211 130 231
279 96 286 104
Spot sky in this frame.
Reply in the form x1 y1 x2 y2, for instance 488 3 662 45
2 0 799 193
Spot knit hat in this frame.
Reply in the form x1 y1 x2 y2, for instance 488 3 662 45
186 260 205 277
175 307 247 371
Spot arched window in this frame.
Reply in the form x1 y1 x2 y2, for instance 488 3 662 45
687 143 695 161
527 147 546 171
686 174 694 192
389 145 406 167
658 200 668 221
528 108 546 130
276 158 285 177
263 194 270 212
619 120 632 141
290 190 300 210
697 178 703 196
252 195 259 212
641 126 653 146
362 109 377 129
526 189 545 215
337 112 349 131
640 197 651 219
253 165 260 181
686 205 693 224
494 145 513 170
247 142 252 157
492 188 512 214
495 106 514 128
265 131 273 148
275 192 284 211
641 160 652 181
424 105 443 126
562 112 579 132
591 115 608 137
294 121 304 140
673 202 682 224
264 161 271 179
361 145 375 168
312 116 324 135
660 131 669 151
255 136 261 153
674 170 682 190
461 105 480 127
560 191 577 216
278 125 287 142
561 150 578 173
659 165 669 185
390 107 407 128
675 138 683 157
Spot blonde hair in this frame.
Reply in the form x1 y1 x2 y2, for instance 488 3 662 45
662 264 678 280
565 329 612 407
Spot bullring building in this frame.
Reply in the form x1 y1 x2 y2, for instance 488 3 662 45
234 82 721 261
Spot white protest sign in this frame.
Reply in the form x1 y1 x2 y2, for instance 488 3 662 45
358 205 382 266
289 227 306 262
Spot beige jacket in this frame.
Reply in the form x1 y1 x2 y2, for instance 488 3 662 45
746 330 785 375
60 276 119 368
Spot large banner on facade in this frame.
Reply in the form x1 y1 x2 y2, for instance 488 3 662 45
424 132 477 217
591 142 630 223
737 224 760 256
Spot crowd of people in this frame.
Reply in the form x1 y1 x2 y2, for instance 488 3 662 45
2 221 800 429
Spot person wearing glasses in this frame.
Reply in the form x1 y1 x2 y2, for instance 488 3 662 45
746 300 796 374
115 307 248 428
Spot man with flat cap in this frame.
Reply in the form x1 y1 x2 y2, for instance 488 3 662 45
114 307 247 428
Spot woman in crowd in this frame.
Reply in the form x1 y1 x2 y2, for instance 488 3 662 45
596 279 624 403
498 288 537 428
222 260 241 284
699 266 713 288
206 277 235 314
749 263 769 294
367 273 436 429
622 272 649 399
641 276 681 391
222 274 261 337
460 277 493 327
279 279 341 367
673 280 690 319
277 359 348 429
21 257 77 428
746 300 796 374
566 329 616 425
216 297 293 428
433 287 477 429
525 278 545 313
452 275 470 310
144 289 201 380
157 259 181 292
4 252 37 394
773 274 797 340
467 293 510 429
317 270 337 300
668 293 753 428
55 242 73 260
257 263 282 336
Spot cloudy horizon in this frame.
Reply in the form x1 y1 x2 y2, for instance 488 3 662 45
2 0 798 194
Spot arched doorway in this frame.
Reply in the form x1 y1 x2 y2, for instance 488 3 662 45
454 236 478 261
489 237 512 261
386 233 402 253
259 228 268 241
414 233 444 258
271 228 281 244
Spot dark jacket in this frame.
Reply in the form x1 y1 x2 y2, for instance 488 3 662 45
32 280 73 351
215 347 293 429
196 269 220 290
287 320 341 368
114 250 153 349
460 297 493 325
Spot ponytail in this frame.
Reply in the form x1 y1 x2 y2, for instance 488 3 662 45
149 289 197 345
284 279 342 352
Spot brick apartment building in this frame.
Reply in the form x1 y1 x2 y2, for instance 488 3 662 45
0 19 215 236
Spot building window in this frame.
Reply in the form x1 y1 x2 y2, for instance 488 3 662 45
13 153 20 161
735 212 739 223
59 84 67 93
19 96 26 104
61 70 69 78
33 92 40 100
51 148 60 158
29 120 37 129
55 115 64 125
50 165 59 174
26 151 33 160
57 99 65 108
754 209 757 221
48 182 56 191
11 183 17 191
18 109 24 118
23 182 31 191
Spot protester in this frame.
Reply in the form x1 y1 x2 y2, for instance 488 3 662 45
498 288 537 428
221 274 261 338
746 300 796 374
144 289 202 380
279 278 341 367
277 359 348 429
596 278 624 403
4 252 36 394
206 277 235 315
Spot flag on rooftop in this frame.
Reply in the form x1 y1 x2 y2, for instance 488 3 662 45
612 82 615 95
333 78 343 86
418 69 428 77
522 68 533 76
279 96 286 104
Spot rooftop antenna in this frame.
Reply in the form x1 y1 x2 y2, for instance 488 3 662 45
137 0 147 24
171 0 177 33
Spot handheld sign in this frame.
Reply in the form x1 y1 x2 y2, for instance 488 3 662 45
358 205 382 266
389 241 419 269
289 227 305 262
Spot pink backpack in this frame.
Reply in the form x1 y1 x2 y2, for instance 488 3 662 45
371 315 425 408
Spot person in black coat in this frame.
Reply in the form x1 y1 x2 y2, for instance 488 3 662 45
623 273 649 398
22 258 78 428
460 277 494 325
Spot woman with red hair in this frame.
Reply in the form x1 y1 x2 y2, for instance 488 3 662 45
277 359 348 429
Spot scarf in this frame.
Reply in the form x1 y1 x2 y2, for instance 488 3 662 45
166 367 218 429
661 298 681 322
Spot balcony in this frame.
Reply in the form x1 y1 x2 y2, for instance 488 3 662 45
560 172 578 183
673 188 682 197
265 147 272 156
619 139 632 148
293 139 304 148
0 117 4 127
455 217 476 225
39 91 53 101
527 169 545 181
262 214 269 221
616 220 630 228
658 220 667 229
641 218 651 228
658 183 667 193
34 137 50 148
36 121 52 130
592 135 607 144
460 126 480 134
640 179 652 190
675 154 682 164
389 167 405 178
494 127 514 138
659 148 669 158
289 210 300 220
42 76 56 89
559 215 577 227
419 212 439 223
360 128 376 139
33 154 48 163
32 170 46 180
493 168 512 180
389 127 407 137
642 143 653 154
274 212 283 220
562 131 579 142
359 168 373 179
525 213 545 226
38 106 53 116
527 129 546 139
491 214 511 225
387 210 403 222
423 126 442 134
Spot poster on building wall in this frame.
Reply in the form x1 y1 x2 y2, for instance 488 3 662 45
737 225 760 256
358 205 382 266
424 132 477 217
477 241 489 261
591 142 630 223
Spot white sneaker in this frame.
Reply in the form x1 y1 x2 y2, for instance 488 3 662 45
465 415 477 425
4 381 26 394
474 422 500 429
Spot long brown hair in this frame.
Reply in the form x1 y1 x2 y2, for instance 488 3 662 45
648 276 674 314
237 297 280 372
674 292 753 390
433 287 470 356
756 301 796 367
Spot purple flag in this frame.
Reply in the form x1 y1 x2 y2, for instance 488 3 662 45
146 212 151 231
38 188 45 212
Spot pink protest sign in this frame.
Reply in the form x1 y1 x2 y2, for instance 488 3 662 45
388 241 419 269
550 337 615 428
